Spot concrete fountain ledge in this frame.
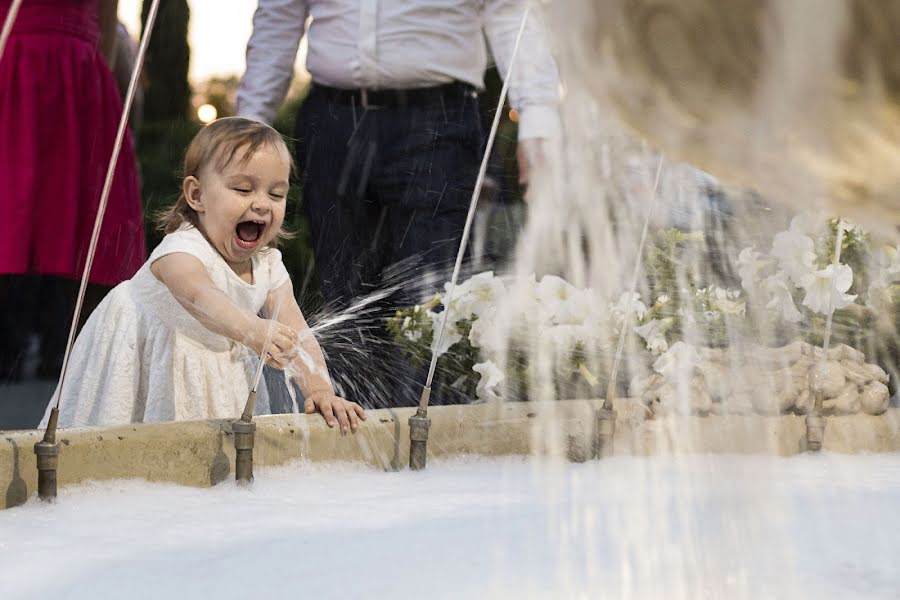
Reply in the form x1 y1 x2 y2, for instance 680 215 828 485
2 400 899 509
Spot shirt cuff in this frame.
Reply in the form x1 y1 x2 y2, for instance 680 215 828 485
517 104 562 141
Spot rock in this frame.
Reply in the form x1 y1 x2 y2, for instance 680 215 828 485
747 366 799 415
629 374 660 398
832 383 861 415
794 389 812 414
808 362 846 398
727 393 756 414
828 344 866 364
699 363 731 402
764 340 808 367
656 376 712 415
698 347 726 364
841 359 875 385
863 363 890 385
859 382 890 415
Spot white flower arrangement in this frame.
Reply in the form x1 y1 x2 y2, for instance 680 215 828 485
388 218 897 404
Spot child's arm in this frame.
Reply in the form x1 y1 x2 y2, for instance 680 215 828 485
151 253 297 365
264 279 367 434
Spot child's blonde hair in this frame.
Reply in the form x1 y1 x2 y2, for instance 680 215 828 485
157 117 295 245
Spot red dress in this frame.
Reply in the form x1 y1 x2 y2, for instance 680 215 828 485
0 0 145 286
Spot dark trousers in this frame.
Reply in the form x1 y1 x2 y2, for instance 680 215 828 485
294 83 483 408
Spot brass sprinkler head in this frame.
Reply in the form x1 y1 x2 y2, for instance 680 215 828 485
593 382 618 459
805 369 827 452
233 391 258 485
34 407 61 502
408 386 432 471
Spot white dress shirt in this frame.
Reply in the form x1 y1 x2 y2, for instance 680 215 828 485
237 0 561 140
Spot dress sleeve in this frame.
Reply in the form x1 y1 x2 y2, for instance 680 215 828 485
265 248 291 291
148 227 215 266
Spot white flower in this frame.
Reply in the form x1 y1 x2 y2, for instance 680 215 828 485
771 219 816 284
610 291 647 323
763 270 804 323
634 318 674 355
709 286 746 315
653 341 700 380
473 361 504 402
737 246 768 291
403 329 423 343
429 310 462 357
800 263 857 315
866 278 892 312
657 294 670 305
468 307 505 356
443 271 505 322
537 274 578 304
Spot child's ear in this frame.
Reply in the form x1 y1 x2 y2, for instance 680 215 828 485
183 176 204 212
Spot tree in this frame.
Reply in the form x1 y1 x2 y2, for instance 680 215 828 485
140 0 191 121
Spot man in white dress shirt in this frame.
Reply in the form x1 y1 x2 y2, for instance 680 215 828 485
237 0 560 406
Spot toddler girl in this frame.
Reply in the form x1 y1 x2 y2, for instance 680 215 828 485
39 117 365 433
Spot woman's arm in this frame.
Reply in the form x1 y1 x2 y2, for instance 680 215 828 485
151 253 296 362
264 280 366 433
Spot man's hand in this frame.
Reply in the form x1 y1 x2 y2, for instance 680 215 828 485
304 391 367 435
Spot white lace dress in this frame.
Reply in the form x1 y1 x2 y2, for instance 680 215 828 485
39 226 291 428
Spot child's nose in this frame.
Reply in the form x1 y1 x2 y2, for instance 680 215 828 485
250 193 271 213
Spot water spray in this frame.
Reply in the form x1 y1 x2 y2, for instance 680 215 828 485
595 156 664 459
33 0 161 502
409 7 531 471
805 219 846 452
234 298 284 485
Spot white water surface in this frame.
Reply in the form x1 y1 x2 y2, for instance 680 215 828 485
1 454 898 599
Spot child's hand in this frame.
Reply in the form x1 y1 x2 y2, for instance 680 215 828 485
250 318 298 370
304 391 367 435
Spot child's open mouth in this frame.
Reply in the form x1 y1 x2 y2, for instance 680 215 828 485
235 220 265 250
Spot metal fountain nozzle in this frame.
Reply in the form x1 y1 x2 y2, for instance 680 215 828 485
232 390 257 484
408 386 432 471
593 381 618 460
804 367 827 453
805 379 827 453
34 406 61 502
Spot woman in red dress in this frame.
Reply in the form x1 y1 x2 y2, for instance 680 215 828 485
0 0 146 379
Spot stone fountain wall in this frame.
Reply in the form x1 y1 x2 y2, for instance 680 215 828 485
631 341 892 417
2 401 898 510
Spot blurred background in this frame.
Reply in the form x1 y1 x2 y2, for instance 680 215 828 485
0 0 527 427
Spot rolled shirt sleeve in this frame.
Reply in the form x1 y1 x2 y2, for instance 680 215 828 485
482 0 562 141
236 0 309 125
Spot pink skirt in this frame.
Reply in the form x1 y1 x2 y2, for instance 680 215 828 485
0 2 146 286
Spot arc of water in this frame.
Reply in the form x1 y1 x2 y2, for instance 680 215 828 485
49 0 162 421
417 6 531 415
0 0 23 62
814 219 846 410
604 155 664 406
242 296 286 421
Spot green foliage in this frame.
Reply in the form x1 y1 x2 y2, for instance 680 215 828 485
141 0 191 121
136 119 201 250
386 300 482 398
816 218 869 296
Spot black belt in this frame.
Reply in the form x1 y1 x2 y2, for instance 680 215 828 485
312 81 476 109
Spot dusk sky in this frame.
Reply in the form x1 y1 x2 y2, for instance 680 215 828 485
119 1 308 83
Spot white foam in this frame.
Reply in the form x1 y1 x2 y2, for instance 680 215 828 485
1 454 898 599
